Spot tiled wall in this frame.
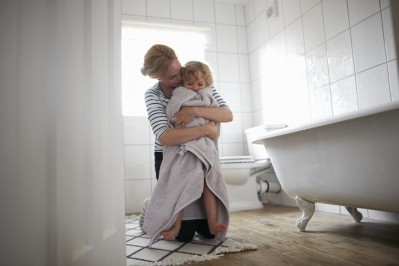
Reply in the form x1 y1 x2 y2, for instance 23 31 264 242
245 0 399 221
247 0 397 125
123 0 251 213
123 0 399 222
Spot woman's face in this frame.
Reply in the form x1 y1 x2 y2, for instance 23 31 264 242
159 59 182 89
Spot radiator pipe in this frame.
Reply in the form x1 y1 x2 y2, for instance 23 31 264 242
257 180 281 194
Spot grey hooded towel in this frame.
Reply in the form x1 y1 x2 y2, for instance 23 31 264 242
143 86 230 245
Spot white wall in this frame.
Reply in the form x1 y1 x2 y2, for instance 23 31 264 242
123 0 399 223
122 0 251 213
245 0 399 222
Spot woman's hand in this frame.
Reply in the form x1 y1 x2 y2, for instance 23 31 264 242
173 106 197 127
205 121 219 141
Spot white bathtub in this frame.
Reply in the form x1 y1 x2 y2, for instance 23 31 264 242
254 101 399 231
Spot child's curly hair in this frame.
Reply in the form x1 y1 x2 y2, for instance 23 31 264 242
180 61 213 87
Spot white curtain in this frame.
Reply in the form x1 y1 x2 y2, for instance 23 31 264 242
0 1 125 265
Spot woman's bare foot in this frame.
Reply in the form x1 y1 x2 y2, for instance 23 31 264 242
161 223 181 240
209 223 226 235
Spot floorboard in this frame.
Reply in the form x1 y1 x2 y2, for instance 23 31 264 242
191 204 399 266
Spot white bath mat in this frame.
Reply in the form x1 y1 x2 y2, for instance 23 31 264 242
126 216 257 266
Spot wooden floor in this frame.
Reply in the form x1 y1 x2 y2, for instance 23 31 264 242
193 205 399 266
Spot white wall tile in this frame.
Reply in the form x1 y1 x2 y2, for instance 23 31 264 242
286 55 308 93
123 0 146 16
193 0 215 23
219 82 242 112
238 54 250 82
124 117 151 145
125 179 152 213
356 64 390 109
316 203 341 214
368 209 399 223
270 31 287 67
216 24 238 53
147 0 170 19
256 11 270 46
281 191 296 206
205 51 219 81
125 145 152 180
171 0 193 21
236 26 248 54
241 112 253 134
247 20 258 52
269 0 285 37
302 3 325 52
285 19 304 60
244 0 256 24
382 7 396 61
220 112 244 143
249 49 261 81
215 1 236 25
300 0 320 14
331 75 358 115
240 83 252 112
326 30 354 83
251 78 263 112
253 109 264 126
282 0 301 26
306 44 329 89
351 13 386 73
322 0 349 40
388 60 399 100
219 143 245 157
217 53 240 82
348 0 380 26
309 85 332 120
235 5 246 26
254 0 268 17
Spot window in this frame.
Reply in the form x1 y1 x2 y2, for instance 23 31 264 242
121 21 211 116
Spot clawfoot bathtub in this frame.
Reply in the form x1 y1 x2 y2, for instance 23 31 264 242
254 101 399 231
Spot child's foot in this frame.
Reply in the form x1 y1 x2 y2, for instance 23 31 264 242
209 223 226 235
161 224 181 240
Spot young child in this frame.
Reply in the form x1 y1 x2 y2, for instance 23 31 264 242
161 61 227 240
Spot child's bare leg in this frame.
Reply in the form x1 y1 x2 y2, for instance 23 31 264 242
161 210 183 240
203 183 226 235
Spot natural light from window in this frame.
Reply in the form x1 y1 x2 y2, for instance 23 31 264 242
121 21 210 116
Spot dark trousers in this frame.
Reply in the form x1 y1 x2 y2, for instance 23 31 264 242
154 152 214 242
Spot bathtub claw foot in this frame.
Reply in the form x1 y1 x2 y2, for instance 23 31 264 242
295 196 315 232
345 207 363 223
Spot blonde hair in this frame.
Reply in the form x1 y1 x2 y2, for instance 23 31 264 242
141 44 178 79
181 61 213 87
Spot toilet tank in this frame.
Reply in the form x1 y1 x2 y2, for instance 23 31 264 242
245 124 287 160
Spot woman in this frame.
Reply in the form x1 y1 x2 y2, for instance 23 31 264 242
140 44 233 242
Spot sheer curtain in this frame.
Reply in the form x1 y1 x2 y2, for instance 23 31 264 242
0 1 125 265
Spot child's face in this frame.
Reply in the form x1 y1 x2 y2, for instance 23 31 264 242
183 71 206 92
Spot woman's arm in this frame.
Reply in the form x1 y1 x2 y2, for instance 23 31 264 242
173 106 232 127
159 121 219 146
173 86 233 127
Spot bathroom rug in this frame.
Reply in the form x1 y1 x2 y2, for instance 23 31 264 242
126 216 257 266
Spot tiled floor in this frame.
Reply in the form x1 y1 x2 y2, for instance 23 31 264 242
125 217 224 265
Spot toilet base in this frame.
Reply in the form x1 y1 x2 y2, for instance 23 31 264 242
225 176 263 212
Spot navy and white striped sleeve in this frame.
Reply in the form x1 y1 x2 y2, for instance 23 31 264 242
144 87 171 142
211 86 230 109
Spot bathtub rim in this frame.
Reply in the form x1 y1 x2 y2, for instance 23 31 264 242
254 100 399 142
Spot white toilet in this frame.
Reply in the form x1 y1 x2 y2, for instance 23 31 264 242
220 124 286 211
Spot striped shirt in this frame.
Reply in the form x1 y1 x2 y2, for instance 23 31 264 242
144 82 229 152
